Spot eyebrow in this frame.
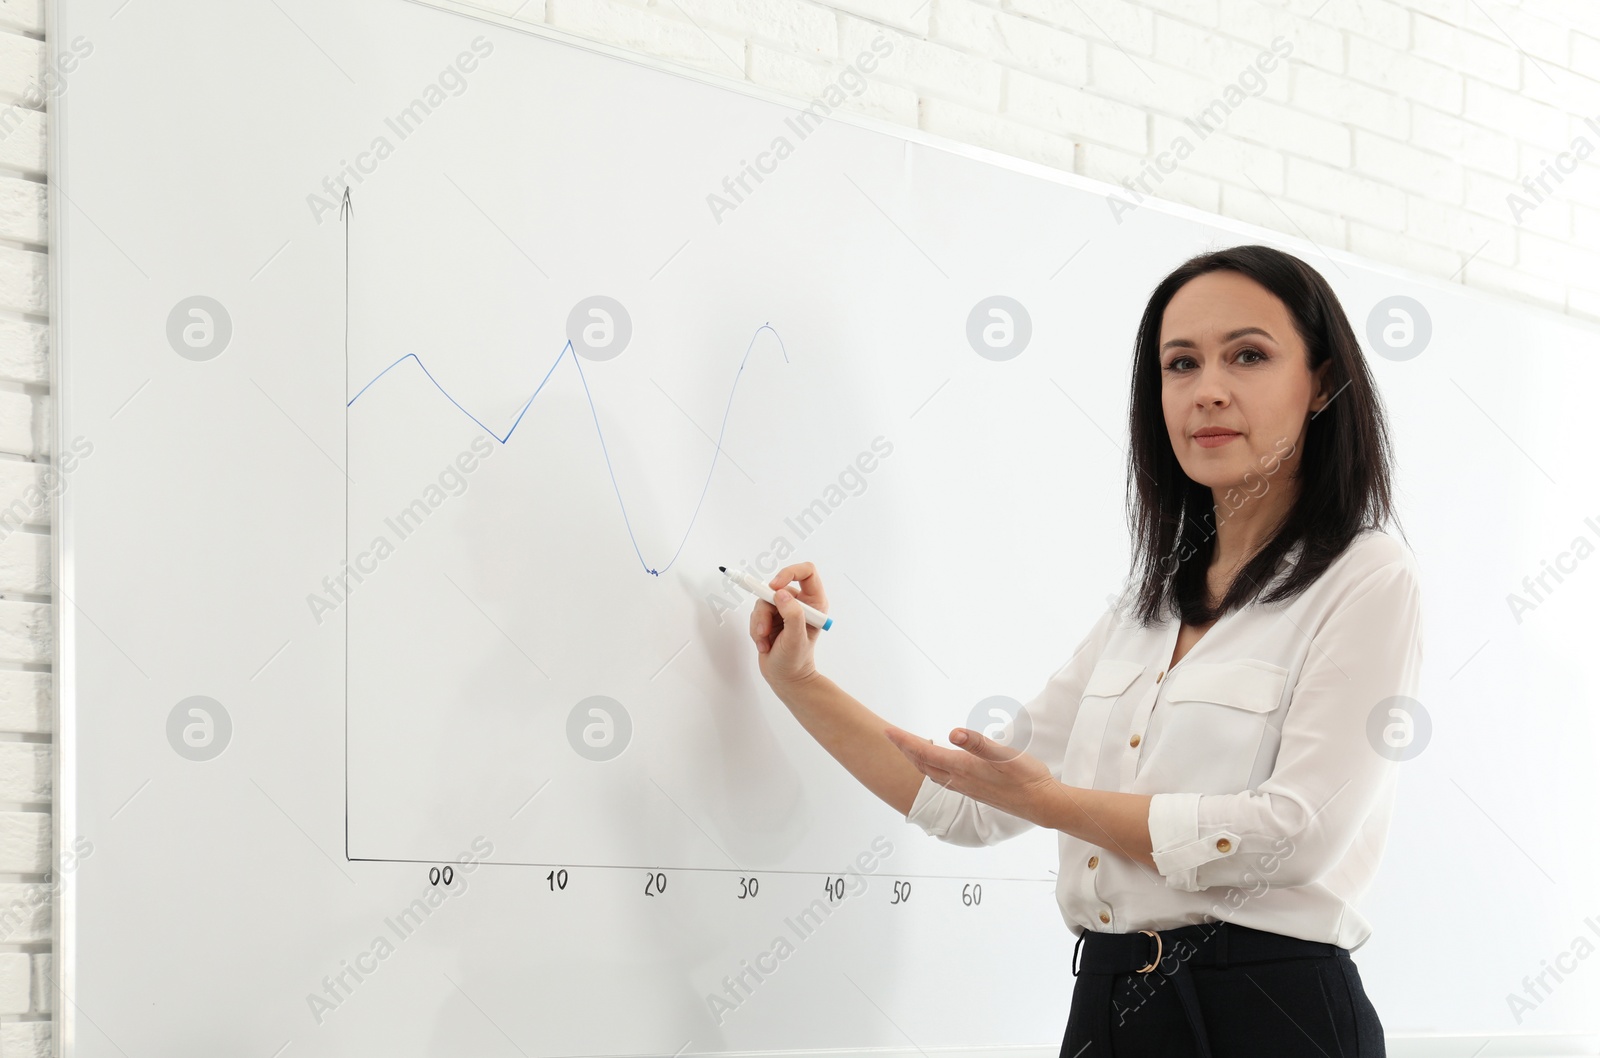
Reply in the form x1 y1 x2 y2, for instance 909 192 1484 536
1160 326 1276 354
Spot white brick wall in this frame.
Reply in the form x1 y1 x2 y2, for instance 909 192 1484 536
0 0 52 1049
2 0 1595 1052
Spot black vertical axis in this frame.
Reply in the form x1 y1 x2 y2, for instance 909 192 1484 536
341 185 352 861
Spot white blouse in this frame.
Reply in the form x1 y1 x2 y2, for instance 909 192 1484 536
904 527 1423 951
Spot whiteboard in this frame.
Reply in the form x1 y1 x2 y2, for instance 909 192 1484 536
52 0 1600 1054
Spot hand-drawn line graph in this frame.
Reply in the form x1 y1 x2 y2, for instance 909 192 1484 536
335 191 1058 883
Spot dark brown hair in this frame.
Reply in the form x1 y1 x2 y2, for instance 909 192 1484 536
1125 244 1401 627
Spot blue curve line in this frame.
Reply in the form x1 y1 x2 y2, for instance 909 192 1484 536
347 323 788 576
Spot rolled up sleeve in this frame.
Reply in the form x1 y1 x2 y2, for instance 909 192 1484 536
1148 556 1422 892
905 602 1122 847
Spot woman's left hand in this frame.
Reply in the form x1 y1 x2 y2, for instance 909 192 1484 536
883 724 1059 825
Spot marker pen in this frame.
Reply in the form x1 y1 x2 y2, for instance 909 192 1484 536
719 566 834 631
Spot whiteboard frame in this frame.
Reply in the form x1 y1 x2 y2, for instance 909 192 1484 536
46 0 77 1054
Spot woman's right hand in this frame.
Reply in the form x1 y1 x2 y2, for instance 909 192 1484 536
749 561 828 688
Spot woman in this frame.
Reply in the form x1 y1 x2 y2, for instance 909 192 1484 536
744 244 1418 1057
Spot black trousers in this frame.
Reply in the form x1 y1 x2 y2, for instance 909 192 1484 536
1060 922 1386 1057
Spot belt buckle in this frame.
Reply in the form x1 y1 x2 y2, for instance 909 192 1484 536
1135 929 1162 973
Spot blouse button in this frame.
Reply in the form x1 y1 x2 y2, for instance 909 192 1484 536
1129 733 1141 747
1087 855 1099 869
1099 911 1111 924
1156 670 1164 683
1215 837 1232 853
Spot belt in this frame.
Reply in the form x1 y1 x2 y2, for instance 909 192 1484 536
1069 921 1348 1057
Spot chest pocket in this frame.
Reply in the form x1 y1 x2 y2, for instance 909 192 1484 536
1164 660 1287 713
1147 659 1289 791
1083 659 1146 699
1060 659 1146 786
